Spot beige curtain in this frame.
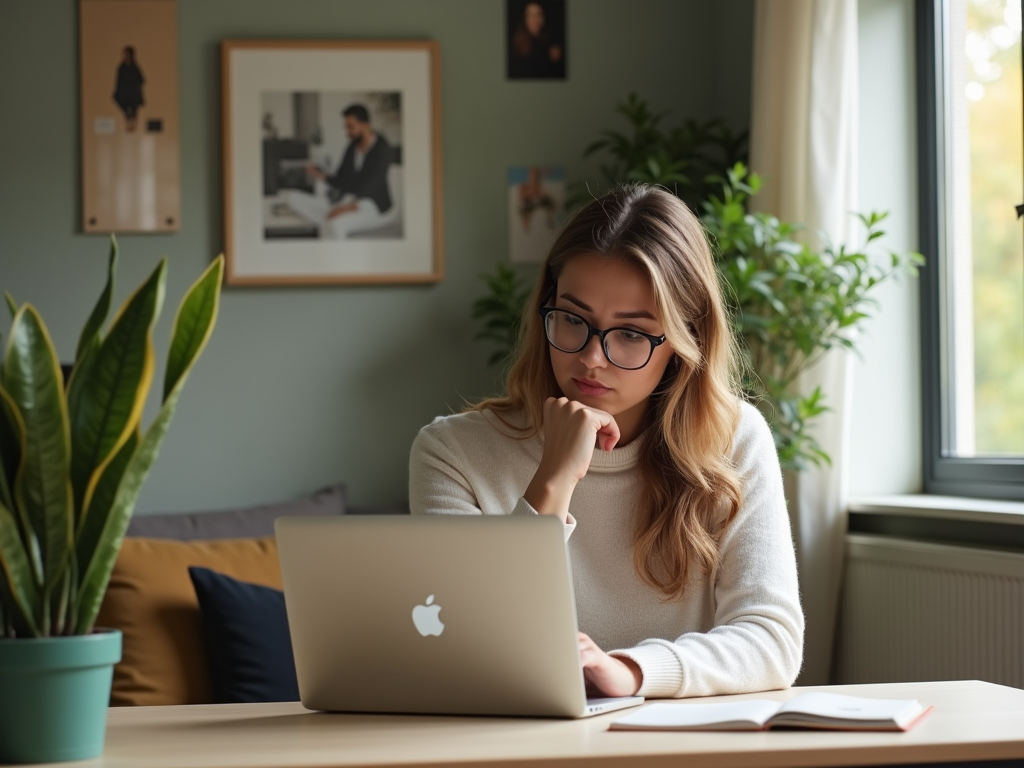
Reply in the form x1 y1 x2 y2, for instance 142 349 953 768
748 0 858 685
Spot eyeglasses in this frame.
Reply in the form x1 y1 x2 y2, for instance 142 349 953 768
539 307 667 370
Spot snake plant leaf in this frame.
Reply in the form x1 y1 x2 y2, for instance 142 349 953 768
163 256 224 399
64 239 119 521
74 392 171 633
65 245 116 525
69 260 165 519
0 393 19 516
0 388 40 585
75 258 222 634
0 307 73 599
0 501 41 636
65 343 98 530
51 564 72 636
75 430 136 585
74 235 117 365
0 450 13 523
4 293 15 320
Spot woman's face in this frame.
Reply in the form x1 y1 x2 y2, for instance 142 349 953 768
525 3 545 36
548 253 677 441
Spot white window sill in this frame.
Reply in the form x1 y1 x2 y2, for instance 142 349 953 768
848 494 1024 526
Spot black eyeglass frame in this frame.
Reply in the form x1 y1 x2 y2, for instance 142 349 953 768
538 306 667 370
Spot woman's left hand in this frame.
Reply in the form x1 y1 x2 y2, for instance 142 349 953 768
578 632 643 697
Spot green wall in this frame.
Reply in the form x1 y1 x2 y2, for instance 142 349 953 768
0 0 753 513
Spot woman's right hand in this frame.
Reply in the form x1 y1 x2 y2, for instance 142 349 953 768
524 397 619 522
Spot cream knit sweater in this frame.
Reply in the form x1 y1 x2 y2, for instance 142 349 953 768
409 401 804 699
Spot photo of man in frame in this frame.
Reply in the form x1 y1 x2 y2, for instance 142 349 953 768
261 91 403 240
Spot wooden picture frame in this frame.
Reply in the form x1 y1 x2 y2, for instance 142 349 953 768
80 0 181 233
221 40 443 286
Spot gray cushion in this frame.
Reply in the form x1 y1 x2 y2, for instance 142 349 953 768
126 483 347 540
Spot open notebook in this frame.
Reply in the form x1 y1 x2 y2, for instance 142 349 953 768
610 692 934 732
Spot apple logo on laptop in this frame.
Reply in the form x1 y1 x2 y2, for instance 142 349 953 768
412 594 444 637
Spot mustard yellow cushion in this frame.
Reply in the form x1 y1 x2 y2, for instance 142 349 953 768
95 536 282 706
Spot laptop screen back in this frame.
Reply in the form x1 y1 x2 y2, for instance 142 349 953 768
276 515 588 717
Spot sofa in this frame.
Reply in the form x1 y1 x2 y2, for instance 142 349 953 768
96 483 408 706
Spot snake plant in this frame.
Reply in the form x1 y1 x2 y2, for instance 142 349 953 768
0 239 224 637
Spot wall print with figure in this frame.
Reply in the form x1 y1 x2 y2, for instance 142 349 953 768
80 0 180 232
508 166 565 263
223 41 442 286
262 92 403 241
507 0 566 79
113 46 145 131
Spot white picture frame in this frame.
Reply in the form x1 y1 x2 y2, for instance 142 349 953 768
221 40 443 285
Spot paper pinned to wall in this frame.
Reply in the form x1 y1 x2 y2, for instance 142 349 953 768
80 0 180 233
508 166 565 264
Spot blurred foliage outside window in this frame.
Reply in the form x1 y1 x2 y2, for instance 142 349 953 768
957 0 1024 455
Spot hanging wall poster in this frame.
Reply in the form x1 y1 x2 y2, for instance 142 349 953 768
80 0 181 232
508 166 566 263
507 0 567 79
222 40 443 285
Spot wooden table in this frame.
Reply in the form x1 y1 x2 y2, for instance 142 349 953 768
47 680 1024 768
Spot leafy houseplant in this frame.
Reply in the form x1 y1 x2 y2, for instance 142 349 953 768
473 94 922 471
471 263 534 367
0 240 224 763
701 164 922 469
567 92 749 212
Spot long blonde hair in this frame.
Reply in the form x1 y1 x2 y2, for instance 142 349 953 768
474 185 742 598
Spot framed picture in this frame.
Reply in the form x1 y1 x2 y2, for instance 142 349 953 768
222 40 443 286
80 0 180 232
507 0 567 80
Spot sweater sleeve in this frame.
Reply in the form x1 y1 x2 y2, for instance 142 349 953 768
409 418 576 537
609 404 804 698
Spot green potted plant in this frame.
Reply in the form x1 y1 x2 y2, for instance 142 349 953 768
470 263 534 368
566 91 749 212
700 164 923 468
474 94 922 470
0 239 224 763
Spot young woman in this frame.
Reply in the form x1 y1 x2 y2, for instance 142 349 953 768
410 185 803 699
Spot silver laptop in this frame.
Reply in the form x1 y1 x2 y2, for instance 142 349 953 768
275 514 643 718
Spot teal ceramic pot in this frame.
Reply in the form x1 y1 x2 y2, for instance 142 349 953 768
0 629 122 764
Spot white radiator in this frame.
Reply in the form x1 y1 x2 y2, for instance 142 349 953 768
834 534 1024 689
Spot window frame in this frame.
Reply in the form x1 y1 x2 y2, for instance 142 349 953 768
917 0 1024 500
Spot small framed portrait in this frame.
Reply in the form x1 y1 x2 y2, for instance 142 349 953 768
222 40 443 286
506 0 567 80
508 166 566 263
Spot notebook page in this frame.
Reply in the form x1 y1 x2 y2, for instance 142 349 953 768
611 700 780 730
774 692 925 727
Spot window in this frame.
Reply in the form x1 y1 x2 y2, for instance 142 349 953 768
918 0 1024 499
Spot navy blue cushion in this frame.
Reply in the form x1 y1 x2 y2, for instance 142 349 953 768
188 566 299 703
